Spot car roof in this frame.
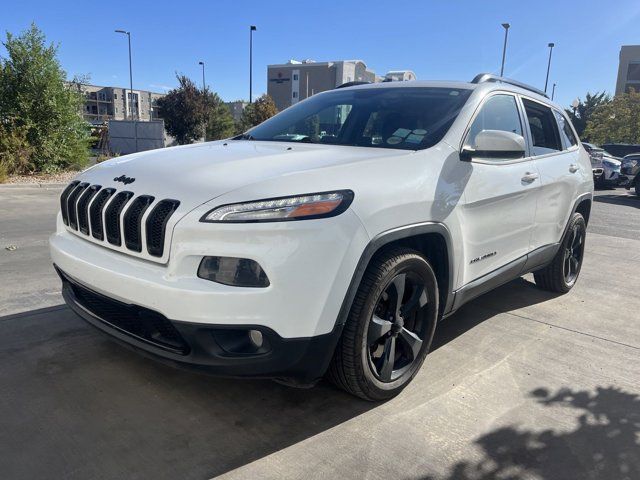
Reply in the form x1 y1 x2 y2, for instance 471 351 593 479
337 79 555 107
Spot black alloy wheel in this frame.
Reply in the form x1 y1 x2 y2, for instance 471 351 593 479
327 248 439 401
563 222 585 285
366 272 429 382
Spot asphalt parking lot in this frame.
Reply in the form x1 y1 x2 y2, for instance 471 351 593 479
1 185 639 480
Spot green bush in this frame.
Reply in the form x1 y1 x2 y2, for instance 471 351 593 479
0 24 90 174
0 121 33 174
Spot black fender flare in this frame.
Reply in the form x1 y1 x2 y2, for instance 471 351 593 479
334 222 455 329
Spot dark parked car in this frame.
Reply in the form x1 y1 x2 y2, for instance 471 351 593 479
602 143 640 158
621 154 640 196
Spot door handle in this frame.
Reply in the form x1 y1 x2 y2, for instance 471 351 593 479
569 164 579 173
521 172 539 183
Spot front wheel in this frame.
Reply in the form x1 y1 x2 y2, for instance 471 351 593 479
327 248 439 401
534 212 587 293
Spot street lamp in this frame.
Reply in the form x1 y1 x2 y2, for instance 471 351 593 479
544 42 555 94
500 23 510 77
199 61 208 142
198 61 206 92
249 25 257 103
551 83 557 101
115 29 138 152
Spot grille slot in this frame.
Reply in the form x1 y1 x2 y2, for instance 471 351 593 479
105 191 134 246
123 195 155 252
77 185 102 235
67 183 89 230
60 181 80 225
146 200 180 257
90 188 116 240
62 271 189 355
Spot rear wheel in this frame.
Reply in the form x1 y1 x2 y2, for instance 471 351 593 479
534 212 586 293
327 248 439 401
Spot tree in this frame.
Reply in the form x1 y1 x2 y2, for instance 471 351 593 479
156 75 207 144
205 92 235 141
583 89 640 145
237 94 278 132
0 23 90 173
565 91 611 139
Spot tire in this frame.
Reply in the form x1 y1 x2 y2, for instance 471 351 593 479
534 212 587 293
327 248 439 401
635 179 640 197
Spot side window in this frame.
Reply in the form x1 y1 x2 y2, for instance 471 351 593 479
522 99 562 155
554 111 578 149
465 94 522 148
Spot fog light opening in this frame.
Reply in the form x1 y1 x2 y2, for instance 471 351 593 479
248 329 263 349
198 256 270 288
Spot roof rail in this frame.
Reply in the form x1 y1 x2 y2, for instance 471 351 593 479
335 81 371 89
471 73 548 98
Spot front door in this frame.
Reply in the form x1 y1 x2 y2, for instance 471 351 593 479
459 93 540 285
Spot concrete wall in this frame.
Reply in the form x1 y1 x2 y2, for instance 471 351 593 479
108 120 166 155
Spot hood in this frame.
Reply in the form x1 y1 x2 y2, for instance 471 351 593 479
78 140 412 210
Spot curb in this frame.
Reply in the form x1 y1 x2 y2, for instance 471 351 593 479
0 182 65 189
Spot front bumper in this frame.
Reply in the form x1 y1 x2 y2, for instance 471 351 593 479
50 209 369 339
58 266 342 382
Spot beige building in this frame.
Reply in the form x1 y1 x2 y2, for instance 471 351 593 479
615 45 640 95
267 59 378 111
76 84 165 124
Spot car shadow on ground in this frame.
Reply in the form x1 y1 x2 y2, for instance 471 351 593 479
0 278 626 480
433 276 559 351
594 193 640 208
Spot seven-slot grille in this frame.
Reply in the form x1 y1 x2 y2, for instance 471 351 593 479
60 181 180 258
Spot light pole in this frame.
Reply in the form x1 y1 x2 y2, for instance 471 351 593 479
198 61 206 91
500 23 510 77
249 25 256 103
544 42 555 94
115 29 138 153
551 83 557 101
199 61 207 141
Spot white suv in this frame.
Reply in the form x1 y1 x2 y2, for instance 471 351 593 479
50 74 593 401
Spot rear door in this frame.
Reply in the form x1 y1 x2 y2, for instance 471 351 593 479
459 93 540 285
521 98 581 249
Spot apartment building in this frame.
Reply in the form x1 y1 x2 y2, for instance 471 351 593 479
77 84 165 124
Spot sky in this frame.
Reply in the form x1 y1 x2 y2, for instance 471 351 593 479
1 0 639 108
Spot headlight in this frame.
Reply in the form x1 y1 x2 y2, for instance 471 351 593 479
201 190 354 223
602 160 619 169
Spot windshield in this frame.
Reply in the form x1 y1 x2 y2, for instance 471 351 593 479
239 87 472 150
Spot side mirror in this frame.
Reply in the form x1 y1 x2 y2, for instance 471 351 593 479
460 129 526 161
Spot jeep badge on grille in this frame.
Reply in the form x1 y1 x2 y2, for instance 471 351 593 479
113 175 135 185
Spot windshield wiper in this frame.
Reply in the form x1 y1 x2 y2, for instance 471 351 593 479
233 133 255 141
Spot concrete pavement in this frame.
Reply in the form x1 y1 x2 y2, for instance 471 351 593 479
0 186 638 479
